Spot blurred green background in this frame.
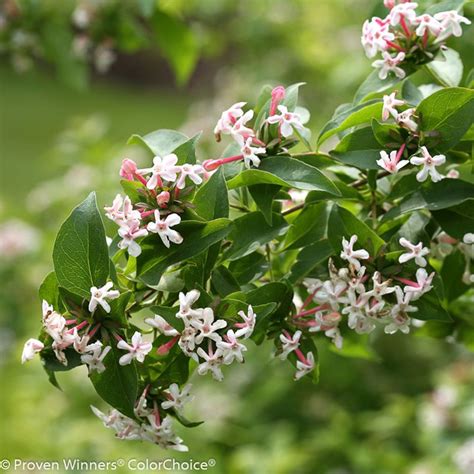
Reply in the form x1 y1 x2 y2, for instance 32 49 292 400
1 1 473 473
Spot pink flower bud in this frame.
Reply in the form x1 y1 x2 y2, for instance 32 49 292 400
270 86 286 115
156 191 170 208
120 159 138 181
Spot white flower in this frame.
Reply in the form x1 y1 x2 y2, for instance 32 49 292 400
385 313 411 334
235 135 265 168
278 330 302 360
325 327 344 349
196 347 224 381
399 237 430 266
340 235 370 271
176 290 202 324
382 92 405 121
376 150 409 174
434 10 471 38
234 305 256 339
118 220 148 257
104 194 140 225
414 14 443 36
266 105 306 138
364 271 396 300
91 406 127 431
190 307 227 344
315 280 347 310
214 102 246 137
117 331 153 365
88 282 120 314
80 341 111 373
404 268 434 299
42 300 66 339
161 383 194 413
410 146 445 183
21 338 44 363
463 233 474 245
175 164 204 190
141 154 181 189
389 2 418 26
372 51 406 80
361 18 394 58
230 110 255 140
147 210 183 248
453 438 474 474
216 329 247 364
396 107 418 132
145 315 179 336
178 327 198 360
294 352 315 381
391 286 418 317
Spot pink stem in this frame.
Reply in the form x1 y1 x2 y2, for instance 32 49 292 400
65 319 77 325
67 320 89 334
140 210 155 218
386 40 405 52
394 276 419 287
294 305 327 319
113 332 123 342
88 323 101 339
294 347 308 364
134 173 148 187
301 290 318 310
203 154 244 171
153 402 161 427
395 143 406 164
400 16 411 37
252 137 266 147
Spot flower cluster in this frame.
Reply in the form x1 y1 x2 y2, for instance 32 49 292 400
281 236 434 350
377 91 449 182
104 155 206 257
362 2 470 79
21 283 118 370
146 290 256 382
204 86 309 171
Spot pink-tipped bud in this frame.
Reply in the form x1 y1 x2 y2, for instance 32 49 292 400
156 191 170 208
202 159 219 171
120 159 138 181
270 86 286 115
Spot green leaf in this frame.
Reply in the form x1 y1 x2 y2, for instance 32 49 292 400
173 132 201 165
282 82 306 111
425 48 463 88
228 252 269 285
331 150 382 170
382 179 474 222
353 70 407 104
318 100 383 145
417 87 474 152
328 204 385 255
193 168 229 220
441 250 470 302
249 184 281 225
150 11 198 85
39 272 60 308
401 80 423 106
371 119 403 147
225 212 288 261
53 193 109 299
227 156 340 195
415 293 452 322
284 202 329 250
432 201 474 240
90 342 138 419
288 239 334 283
128 129 189 157
425 0 465 15
211 266 240 297
138 219 232 286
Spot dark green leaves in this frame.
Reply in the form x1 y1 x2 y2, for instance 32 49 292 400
193 168 229 220
418 87 474 152
328 204 385 255
90 342 138 419
318 100 383 145
225 212 288 261
138 219 232 286
227 156 340 195
53 193 109 299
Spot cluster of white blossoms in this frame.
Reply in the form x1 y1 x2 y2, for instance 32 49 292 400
287 236 435 349
206 86 308 171
21 282 120 370
362 2 470 79
377 92 449 182
433 232 474 284
145 290 256 382
104 155 206 257
91 382 191 451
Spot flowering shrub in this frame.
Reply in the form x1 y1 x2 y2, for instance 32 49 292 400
22 0 473 450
